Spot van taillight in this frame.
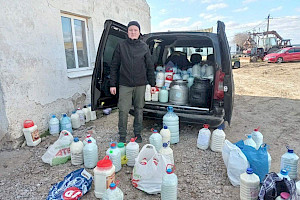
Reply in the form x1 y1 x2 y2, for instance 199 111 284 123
214 70 225 100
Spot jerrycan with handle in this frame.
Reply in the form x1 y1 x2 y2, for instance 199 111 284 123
126 137 139 167
244 134 256 149
160 124 171 146
163 106 179 144
197 124 211 150
161 164 178 200
280 146 299 180
70 137 84 165
240 168 260 200
83 140 98 168
149 128 163 152
210 125 226 152
23 120 41 146
251 127 263 150
106 142 121 172
70 111 81 129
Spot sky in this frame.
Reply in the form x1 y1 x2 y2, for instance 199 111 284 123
146 0 300 44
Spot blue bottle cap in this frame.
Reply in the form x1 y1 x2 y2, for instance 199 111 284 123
288 149 294 153
246 168 253 174
109 183 116 189
162 86 166 89
52 115 56 118
153 130 158 133
163 125 168 129
280 169 288 176
72 111 76 114
166 168 172 174
110 142 117 149
247 135 252 139
74 137 79 142
163 143 168 148
63 113 67 117
88 104 91 106
87 139 92 143
167 106 173 112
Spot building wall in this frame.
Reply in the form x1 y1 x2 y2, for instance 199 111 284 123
0 0 151 148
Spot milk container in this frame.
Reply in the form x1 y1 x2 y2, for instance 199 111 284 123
280 147 299 180
76 107 85 126
70 137 84 165
240 168 260 200
126 137 139 166
60 113 72 133
117 142 126 157
159 86 169 103
163 106 179 144
244 135 257 149
83 140 98 168
156 71 165 87
161 165 178 200
151 87 159 101
210 126 226 152
102 182 124 200
149 129 163 152
88 104 97 121
187 76 194 88
82 105 91 122
192 64 201 78
145 84 152 101
159 142 174 164
164 70 173 90
251 127 263 150
106 142 121 172
197 124 211 150
23 120 41 146
70 111 81 129
49 115 60 136
277 169 291 181
94 156 116 198
83 133 97 145
160 125 171 146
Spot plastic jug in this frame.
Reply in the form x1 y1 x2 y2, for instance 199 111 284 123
161 164 178 200
82 105 91 122
159 86 169 103
280 147 299 180
151 87 159 101
275 192 290 200
156 71 165 87
94 156 116 198
106 142 121 172
159 142 174 164
251 127 263 150
49 115 60 136
277 169 291 181
164 70 173 90
23 120 41 146
126 137 139 167
83 140 98 168
192 64 201 78
244 135 256 149
88 104 97 121
70 137 84 165
149 129 163 152
102 182 124 200
163 106 179 144
83 133 97 146
296 181 300 198
240 168 260 200
117 142 126 157
197 124 211 150
70 111 81 129
187 76 194 88
76 107 85 126
210 125 226 152
145 84 152 101
60 113 73 133
160 124 171 146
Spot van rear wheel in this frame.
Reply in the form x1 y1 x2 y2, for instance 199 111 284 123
277 57 283 63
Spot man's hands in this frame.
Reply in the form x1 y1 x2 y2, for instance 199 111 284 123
110 87 117 95
151 87 156 94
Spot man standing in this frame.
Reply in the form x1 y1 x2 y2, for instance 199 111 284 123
110 21 156 143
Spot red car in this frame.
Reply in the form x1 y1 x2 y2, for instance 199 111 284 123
264 47 300 63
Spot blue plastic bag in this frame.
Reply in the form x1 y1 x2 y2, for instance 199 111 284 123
47 168 93 200
235 140 269 182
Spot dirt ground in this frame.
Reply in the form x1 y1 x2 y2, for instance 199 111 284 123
1 61 300 199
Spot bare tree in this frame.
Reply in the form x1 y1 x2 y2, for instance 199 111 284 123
233 32 249 50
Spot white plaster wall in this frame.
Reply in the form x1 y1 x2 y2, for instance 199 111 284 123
0 0 151 148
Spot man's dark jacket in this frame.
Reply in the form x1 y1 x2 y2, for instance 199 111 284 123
110 38 155 87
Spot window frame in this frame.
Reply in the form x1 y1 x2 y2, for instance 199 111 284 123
61 13 92 72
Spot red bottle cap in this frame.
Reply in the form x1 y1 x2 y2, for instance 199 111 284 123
23 120 34 128
203 124 209 129
97 156 112 169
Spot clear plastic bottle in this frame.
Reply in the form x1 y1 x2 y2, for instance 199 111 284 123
160 124 171 146
197 124 211 150
83 140 98 168
240 168 260 200
244 135 256 149
159 142 174 164
60 113 72 133
145 84 152 101
277 169 291 181
88 104 97 121
159 86 169 103
156 71 165 87
71 111 81 129
106 142 121 172
161 164 177 200
76 107 85 126
210 125 226 152
102 182 124 200
70 137 84 165
251 127 263 150
82 105 91 122
149 129 163 152
126 137 139 167
280 147 299 180
83 133 97 146
49 115 60 136
163 106 179 144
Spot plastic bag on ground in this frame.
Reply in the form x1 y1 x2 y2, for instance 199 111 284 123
222 139 249 186
47 168 93 200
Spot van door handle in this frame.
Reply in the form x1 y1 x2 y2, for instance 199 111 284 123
224 86 228 92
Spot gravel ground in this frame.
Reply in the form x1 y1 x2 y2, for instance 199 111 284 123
1 62 300 199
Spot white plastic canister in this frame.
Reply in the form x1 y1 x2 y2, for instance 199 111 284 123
102 182 124 200
106 142 121 173
76 107 85 126
251 127 263 150
210 126 226 152
159 142 174 164
82 105 91 123
280 147 299 180
240 168 260 200
161 164 178 200
163 106 179 144
244 135 257 149
159 86 169 103
156 71 165 87
83 134 97 146
71 111 81 129
160 124 171 146
23 120 41 146
126 137 139 167
49 115 60 136
151 87 159 102
88 104 97 121
149 129 163 152
70 137 84 165
94 156 116 199
83 140 98 168
145 84 152 101
197 124 211 150
117 142 126 157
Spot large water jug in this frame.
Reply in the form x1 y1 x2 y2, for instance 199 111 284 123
244 135 256 148
189 78 212 107
163 107 179 144
102 182 124 200
94 156 116 198
126 137 139 167
169 80 188 105
161 164 178 200
60 113 72 133
83 133 97 145
88 104 97 121
192 64 201 78
145 84 152 101
160 124 171 146
106 142 121 172
210 125 226 152
83 140 98 168
197 124 211 150
70 137 84 165
240 168 260 200
277 169 291 181
76 107 85 126
71 111 81 129
117 142 126 157
159 142 174 164
280 147 299 180
187 76 194 88
149 129 163 152
159 86 169 103
251 127 263 150
49 115 60 136
156 71 165 87
82 105 91 122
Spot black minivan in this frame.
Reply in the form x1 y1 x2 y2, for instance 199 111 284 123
91 20 234 127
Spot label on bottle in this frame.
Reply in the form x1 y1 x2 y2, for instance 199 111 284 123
31 129 40 142
106 172 115 189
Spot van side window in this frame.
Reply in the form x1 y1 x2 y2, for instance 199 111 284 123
288 49 294 53
295 48 300 53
